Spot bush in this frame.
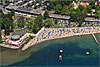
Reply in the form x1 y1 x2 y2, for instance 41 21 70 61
0 40 2 43
24 36 33 44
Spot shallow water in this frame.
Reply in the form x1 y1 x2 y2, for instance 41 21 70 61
0 34 100 66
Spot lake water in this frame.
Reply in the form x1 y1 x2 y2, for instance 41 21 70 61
0 34 100 67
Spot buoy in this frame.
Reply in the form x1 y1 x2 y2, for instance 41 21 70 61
86 52 90 55
60 49 63 53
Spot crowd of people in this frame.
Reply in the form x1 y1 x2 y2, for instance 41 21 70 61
22 26 100 50
33 27 100 42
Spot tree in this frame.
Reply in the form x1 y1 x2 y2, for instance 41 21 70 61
54 4 62 14
44 18 53 27
70 13 77 22
70 8 80 22
32 14 43 33
10 9 15 16
36 14 43 28
3 18 11 35
77 12 86 27
44 11 49 19
89 0 95 8
70 9 86 26
10 19 14 32
86 5 92 13
78 5 85 11
0 10 14 36
82 9 88 16
95 5 100 12
94 11 100 18
61 5 68 14
26 20 34 32
54 18 58 24
68 8 74 15
32 23 38 33
5 0 10 6
0 9 3 14
34 4 37 9
17 16 25 29
47 1 54 11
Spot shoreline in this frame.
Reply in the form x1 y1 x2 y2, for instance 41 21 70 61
22 32 100 51
0 27 100 50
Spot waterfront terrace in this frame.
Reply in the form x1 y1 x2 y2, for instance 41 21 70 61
0 32 35 49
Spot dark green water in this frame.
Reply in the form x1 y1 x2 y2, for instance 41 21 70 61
0 34 100 67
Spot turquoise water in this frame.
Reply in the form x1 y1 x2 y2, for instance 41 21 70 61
1 34 100 67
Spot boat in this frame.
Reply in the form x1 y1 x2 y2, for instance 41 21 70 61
59 55 62 61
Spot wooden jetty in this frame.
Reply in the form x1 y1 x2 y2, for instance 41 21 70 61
92 33 99 45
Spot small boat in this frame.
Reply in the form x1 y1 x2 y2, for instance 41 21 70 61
59 55 62 61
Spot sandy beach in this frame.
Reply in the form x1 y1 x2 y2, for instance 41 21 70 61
22 27 100 51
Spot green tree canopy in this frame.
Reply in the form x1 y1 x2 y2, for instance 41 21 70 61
70 13 77 22
70 8 86 26
44 11 49 19
32 14 43 33
3 18 12 35
95 5 100 12
44 18 53 27
94 11 100 18
0 9 3 14
77 12 86 27
61 5 68 14
54 4 62 14
78 5 85 11
54 18 58 24
89 0 95 8
86 5 92 13
17 16 25 28
68 8 74 15
10 9 15 16
82 9 88 16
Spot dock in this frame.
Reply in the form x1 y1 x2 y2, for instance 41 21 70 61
92 33 99 45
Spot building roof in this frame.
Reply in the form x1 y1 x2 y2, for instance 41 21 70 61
80 3 88 7
11 35 20 40
12 31 26 37
80 0 90 2
6 5 44 14
85 17 100 21
49 14 70 20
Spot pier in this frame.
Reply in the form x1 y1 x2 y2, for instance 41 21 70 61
92 33 99 45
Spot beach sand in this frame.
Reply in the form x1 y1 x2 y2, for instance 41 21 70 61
22 27 100 51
